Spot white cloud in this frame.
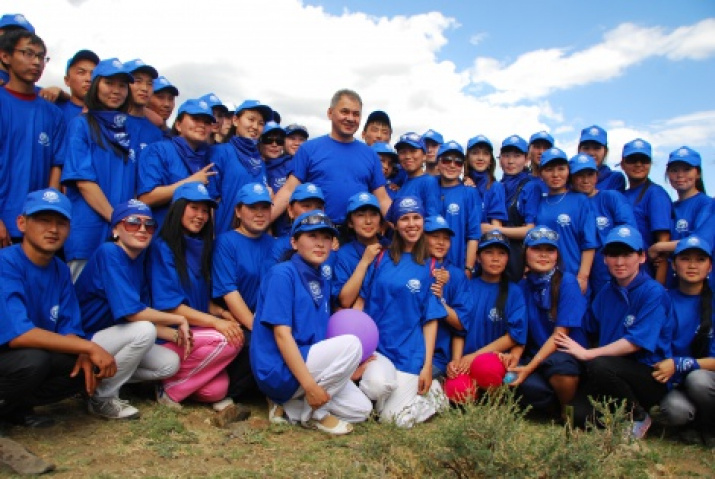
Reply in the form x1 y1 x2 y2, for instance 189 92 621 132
469 32 488 46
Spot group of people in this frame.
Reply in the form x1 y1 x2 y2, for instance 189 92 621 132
0 11 713 452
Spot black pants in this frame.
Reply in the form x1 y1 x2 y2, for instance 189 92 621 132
225 329 260 401
572 356 668 427
0 348 84 418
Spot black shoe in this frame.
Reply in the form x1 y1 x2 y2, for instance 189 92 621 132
7 409 55 429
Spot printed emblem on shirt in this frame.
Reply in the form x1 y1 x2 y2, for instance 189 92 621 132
275 177 286 188
446 203 460 215
488 307 502 322
38 132 50 147
556 214 571 227
114 114 127 128
321 265 332 280
139 142 148 151
675 219 689 233
406 279 421 293
128 149 136 163
49 305 59 323
624 314 635 327
596 216 610 230
309 280 323 301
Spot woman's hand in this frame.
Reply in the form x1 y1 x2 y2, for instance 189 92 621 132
418 364 433 395
176 319 194 359
305 383 330 410
554 332 590 361
214 319 244 347
652 359 675 383
507 364 533 387
188 163 217 185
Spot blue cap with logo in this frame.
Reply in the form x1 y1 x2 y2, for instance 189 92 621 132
395 132 426 152
110 199 152 227
291 210 338 237
604 225 644 252
673 235 712 258
500 135 528 154
290 183 325 203
236 183 272 206
177 99 216 123
437 140 465 159
23 188 71 220
422 129 444 145
467 135 493 151
524 225 560 248
172 181 217 207
622 138 652 159
262 121 285 137
346 192 380 215
123 58 158 79
235 100 273 122
285 123 309 138
372 142 398 161
153 76 179 96
579 125 607 146
529 131 554 147
199 93 228 113
0 14 34 33
539 147 568 168
424 215 454 236
91 58 134 83
66 49 100 73
667 146 701 168
568 154 597 175
386 196 425 223
479 230 510 252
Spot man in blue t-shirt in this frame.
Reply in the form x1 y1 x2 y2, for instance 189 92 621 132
0 189 116 429
271 89 392 234
56 49 99 124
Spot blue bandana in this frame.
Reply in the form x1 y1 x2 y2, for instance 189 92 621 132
502 171 531 205
468 170 489 196
230 136 264 176
526 268 556 312
88 110 131 153
171 136 209 174
291 254 326 307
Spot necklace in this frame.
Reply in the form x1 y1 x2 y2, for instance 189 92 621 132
545 192 567 205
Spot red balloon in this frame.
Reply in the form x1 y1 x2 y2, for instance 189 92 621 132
469 352 506 388
444 374 478 403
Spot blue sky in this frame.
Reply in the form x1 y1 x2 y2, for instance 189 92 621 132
11 0 715 194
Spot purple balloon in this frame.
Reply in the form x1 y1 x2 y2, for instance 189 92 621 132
326 309 379 363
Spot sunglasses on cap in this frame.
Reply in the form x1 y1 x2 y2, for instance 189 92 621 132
623 156 651 165
298 213 335 228
526 229 559 242
260 136 285 146
481 231 508 243
121 216 157 234
439 156 464 166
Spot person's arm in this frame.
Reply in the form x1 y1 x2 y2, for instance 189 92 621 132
371 186 392 220
338 244 381 308
138 163 217 207
482 223 534 240
75 180 113 222
271 175 301 221
648 240 678 261
577 249 595 293
0 220 10 248
274 325 329 409
126 307 192 357
510 326 568 386
166 304 243 347
418 320 438 394
554 332 639 361
446 335 465 378
652 231 670 285
353 297 365 311
464 239 477 279
222 291 255 330
48 166 62 190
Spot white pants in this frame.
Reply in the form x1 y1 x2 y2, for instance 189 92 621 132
282 335 372 425
362 353 447 428
91 321 180 399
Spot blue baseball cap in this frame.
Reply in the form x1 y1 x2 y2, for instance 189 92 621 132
478 230 510 252
0 14 34 33
22 188 71 220
569 154 597 175
386 196 425 223
673 235 712 258
291 210 338 238
437 140 465 159
290 183 325 203
177 99 216 123
110 199 152 227
422 129 444 145
66 49 100 73
236 183 272 206
346 192 380 215
395 132 426 152
529 131 554 147
123 58 158 79
467 135 493 151
603 225 644 252
539 147 568 168
262 121 285 137
500 135 528 154
172 182 217 207
524 225 560 248
579 125 607 146
235 100 272 122
622 138 652 159
424 215 454 236
153 76 179 96
667 146 701 168
91 58 134 83
200 93 228 113
372 142 398 161
285 123 309 138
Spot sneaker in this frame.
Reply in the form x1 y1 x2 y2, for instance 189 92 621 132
267 399 288 425
155 384 182 410
88 397 140 420
630 413 652 440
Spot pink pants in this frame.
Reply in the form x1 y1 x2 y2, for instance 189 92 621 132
160 328 241 403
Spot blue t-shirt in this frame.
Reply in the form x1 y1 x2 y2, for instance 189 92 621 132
596 165 626 192
149 237 210 313
75 243 149 337
212 230 275 312
125 115 163 157
250 256 332 403
439 183 482 269
61 116 139 261
520 272 588 355
57 100 83 124
266 155 294 237
672 193 714 243
292 135 386 224
475 180 508 223
0 245 83 346
587 271 673 366
668 289 715 358
0 88 66 237
433 263 475 372
462 277 527 355
332 239 368 300
536 191 599 276
394 174 441 218
361 252 447 374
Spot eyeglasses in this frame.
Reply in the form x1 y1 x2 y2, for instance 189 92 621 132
481 231 508 243
623 156 651 165
261 136 285 146
526 229 559 242
14 48 50 64
298 213 335 228
121 216 157 234
439 157 464 166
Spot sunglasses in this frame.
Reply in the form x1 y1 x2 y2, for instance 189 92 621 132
298 213 335 228
439 157 464 166
261 136 285 146
526 229 559 242
481 231 508 243
121 216 157 234
623 156 651 165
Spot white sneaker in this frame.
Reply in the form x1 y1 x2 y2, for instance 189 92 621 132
88 397 140 420
212 397 234 412
155 384 182 410
267 399 288 425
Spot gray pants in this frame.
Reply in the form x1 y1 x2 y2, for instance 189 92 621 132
659 369 715 429
91 321 180 399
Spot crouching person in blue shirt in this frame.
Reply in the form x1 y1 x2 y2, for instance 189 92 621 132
250 211 371 435
0 189 116 428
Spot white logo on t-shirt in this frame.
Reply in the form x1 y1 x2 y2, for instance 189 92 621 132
406 279 421 293
321 265 332 279
596 216 610 230
624 314 635 327
557 214 571 227
49 305 59 323
676 219 689 233
38 132 50 147
488 307 502 322
446 204 460 215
